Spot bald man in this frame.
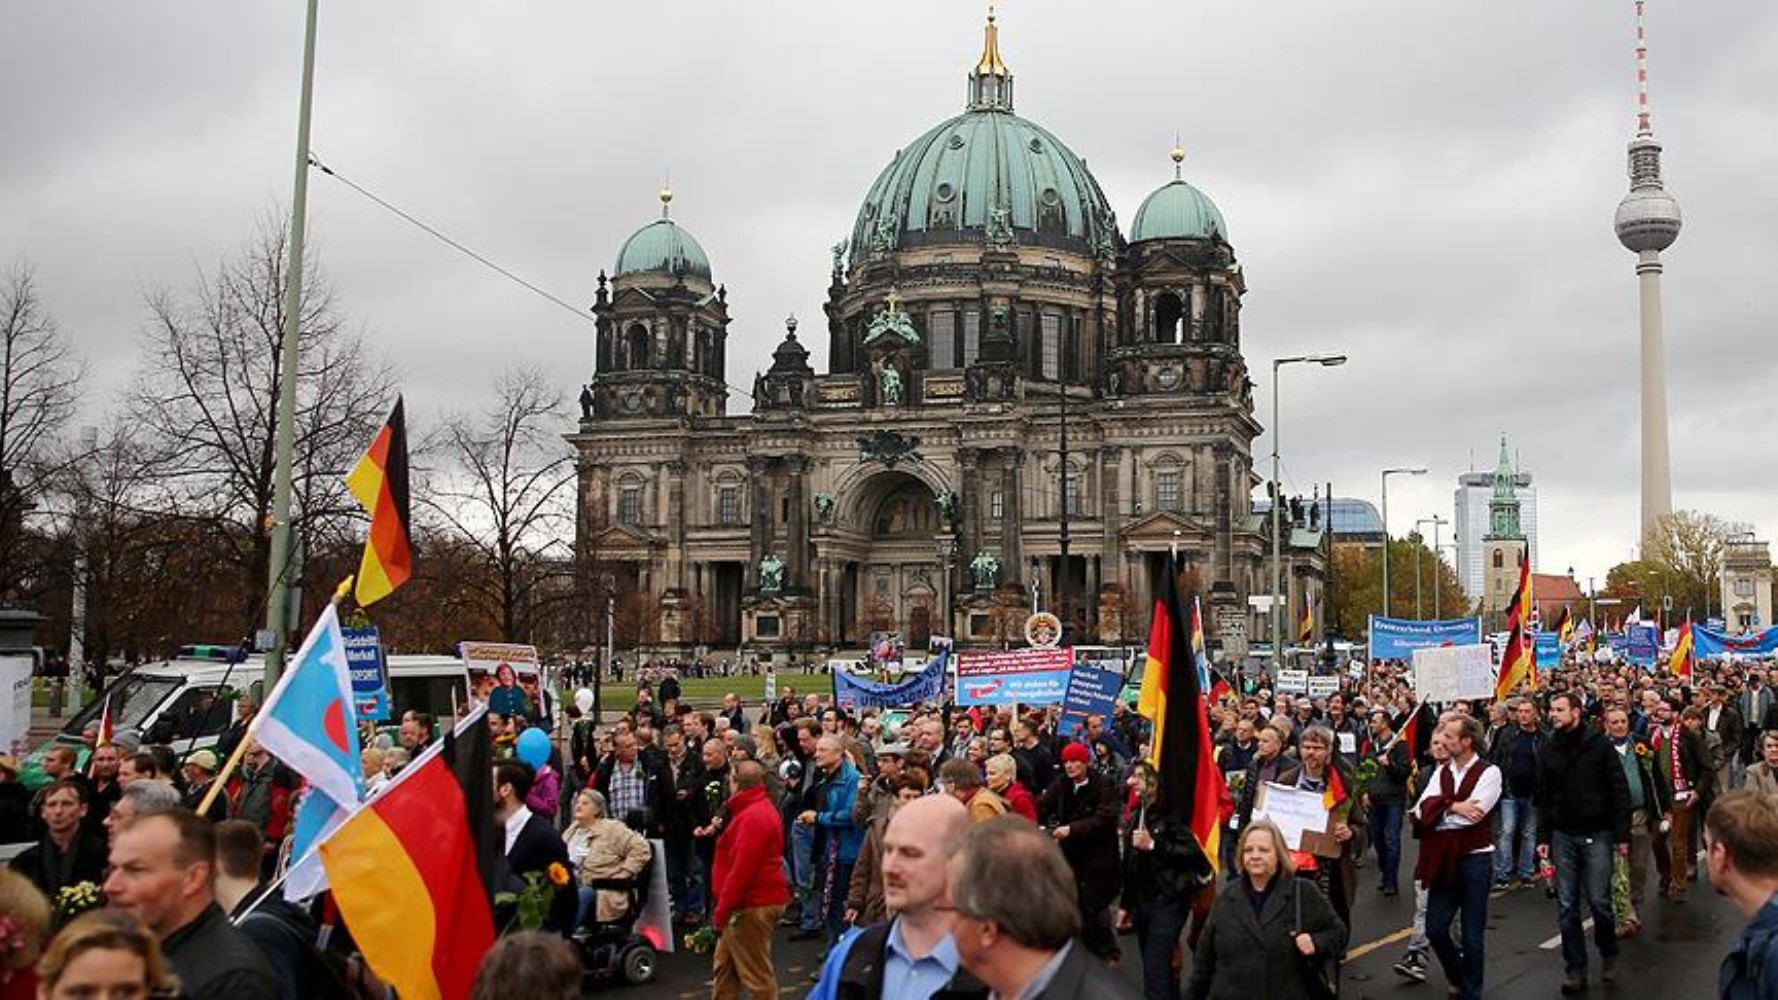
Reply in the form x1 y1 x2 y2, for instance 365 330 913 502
809 795 984 998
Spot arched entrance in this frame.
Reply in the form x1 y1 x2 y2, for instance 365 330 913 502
836 471 953 645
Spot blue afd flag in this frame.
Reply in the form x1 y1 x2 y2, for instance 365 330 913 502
255 604 364 810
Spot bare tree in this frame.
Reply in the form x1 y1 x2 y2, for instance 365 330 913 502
0 260 87 600
422 366 577 642
128 214 393 626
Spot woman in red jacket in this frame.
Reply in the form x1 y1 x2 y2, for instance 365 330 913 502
711 760 791 1000
986 753 1038 822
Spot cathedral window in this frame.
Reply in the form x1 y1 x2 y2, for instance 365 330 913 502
1063 468 1080 517
1492 550 1503 569
718 486 740 525
619 485 642 526
962 309 981 366
1155 471 1181 513
930 311 956 369
1154 293 1186 344
1735 578 1755 598
990 491 1005 520
1040 314 1062 380
625 324 650 369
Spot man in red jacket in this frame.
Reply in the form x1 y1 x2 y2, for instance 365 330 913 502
712 759 791 999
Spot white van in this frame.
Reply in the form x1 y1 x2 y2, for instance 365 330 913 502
20 644 470 788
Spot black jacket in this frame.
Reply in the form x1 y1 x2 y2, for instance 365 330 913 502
1030 940 1138 1000
1488 724 1547 799
161 902 281 1000
9 828 108 899
1534 723 1632 845
1121 806 1214 907
1363 736 1413 805
1188 876 1348 1000
594 753 672 836
504 811 577 932
823 920 990 1000
1038 773 1121 900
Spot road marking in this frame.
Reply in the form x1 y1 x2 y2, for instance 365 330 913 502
1540 919 1593 950
1343 884 1522 961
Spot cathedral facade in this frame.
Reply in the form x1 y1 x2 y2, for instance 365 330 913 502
568 14 1322 656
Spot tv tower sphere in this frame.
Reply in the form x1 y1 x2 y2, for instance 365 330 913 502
1615 135 1682 253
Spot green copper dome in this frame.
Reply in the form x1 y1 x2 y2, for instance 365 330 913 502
1131 179 1228 244
614 218 711 280
850 108 1119 260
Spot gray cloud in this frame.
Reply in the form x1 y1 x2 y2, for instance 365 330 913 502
3 0 1774 590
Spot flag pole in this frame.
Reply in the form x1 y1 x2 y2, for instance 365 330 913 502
200 574 355 818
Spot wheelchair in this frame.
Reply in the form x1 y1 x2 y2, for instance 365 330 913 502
575 856 659 987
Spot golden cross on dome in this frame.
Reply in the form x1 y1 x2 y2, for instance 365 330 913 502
885 287 903 314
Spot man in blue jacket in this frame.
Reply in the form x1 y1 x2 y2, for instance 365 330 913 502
799 734 862 947
1706 790 1778 999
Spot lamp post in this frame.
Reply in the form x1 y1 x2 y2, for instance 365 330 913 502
1415 516 1448 619
1379 467 1428 619
1438 541 1459 619
1270 354 1347 668
936 538 957 641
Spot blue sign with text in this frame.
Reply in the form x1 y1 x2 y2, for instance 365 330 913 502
1368 616 1483 661
341 627 390 722
1058 664 1123 738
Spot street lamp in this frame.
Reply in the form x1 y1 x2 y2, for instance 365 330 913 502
935 538 957 642
1379 467 1428 618
1415 516 1448 619
1271 354 1347 668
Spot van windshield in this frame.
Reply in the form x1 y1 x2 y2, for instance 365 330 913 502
61 674 184 739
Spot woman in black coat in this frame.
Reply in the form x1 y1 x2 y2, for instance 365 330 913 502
1122 763 1216 1000
1188 819 1348 1000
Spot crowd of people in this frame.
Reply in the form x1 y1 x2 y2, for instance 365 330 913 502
571 654 1778 999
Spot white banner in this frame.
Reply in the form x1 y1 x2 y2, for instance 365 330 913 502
0 656 32 755
1276 669 1309 694
1412 643 1497 703
1306 676 1341 698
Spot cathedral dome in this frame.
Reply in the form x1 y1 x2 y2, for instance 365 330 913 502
614 194 712 280
1131 178 1228 244
847 14 1117 262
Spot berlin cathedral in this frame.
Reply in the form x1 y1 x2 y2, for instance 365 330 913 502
569 12 1326 657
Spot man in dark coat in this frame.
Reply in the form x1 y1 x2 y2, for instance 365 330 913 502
1038 742 1121 962
10 779 107 899
495 759 575 932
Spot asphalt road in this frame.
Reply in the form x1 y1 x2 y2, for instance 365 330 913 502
617 836 1742 999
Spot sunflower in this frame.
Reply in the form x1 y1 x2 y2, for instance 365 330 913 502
547 862 571 888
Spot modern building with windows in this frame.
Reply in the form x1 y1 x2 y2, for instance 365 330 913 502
567 12 1323 654
1454 456 1538 605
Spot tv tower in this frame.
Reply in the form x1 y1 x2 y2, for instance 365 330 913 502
1613 0 1682 542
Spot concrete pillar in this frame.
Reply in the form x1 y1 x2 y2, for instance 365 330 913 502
1638 250 1673 540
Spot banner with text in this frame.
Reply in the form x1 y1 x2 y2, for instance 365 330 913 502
1626 624 1661 667
956 647 1074 705
1368 616 1483 661
1411 643 1497 703
1693 625 1778 660
832 652 949 710
1534 632 1563 671
341 627 390 722
1058 663 1123 737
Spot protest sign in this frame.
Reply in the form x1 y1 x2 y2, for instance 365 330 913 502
1306 676 1341 699
1276 669 1309 694
832 653 948 710
1254 782 1334 855
1411 643 1496 702
1058 663 1123 737
1368 616 1483 661
459 641 544 723
341 627 390 722
1626 625 1660 667
1534 632 1562 671
1694 625 1778 659
956 647 1073 705
0 655 31 754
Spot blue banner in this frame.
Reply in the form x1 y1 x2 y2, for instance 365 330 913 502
1058 664 1123 738
832 652 948 710
1534 632 1562 670
1626 624 1661 667
341 627 389 722
1694 625 1778 660
956 647 1074 706
1368 616 1483 661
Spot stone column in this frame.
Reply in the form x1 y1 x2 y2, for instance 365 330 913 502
1001 448 1024 582
957 447 980 594
786 454 810 590
745 455 773 589
666 460 687 590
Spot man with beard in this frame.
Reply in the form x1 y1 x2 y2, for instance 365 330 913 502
808 795 981 999
1037 742 1120 963
1535 692 1631 994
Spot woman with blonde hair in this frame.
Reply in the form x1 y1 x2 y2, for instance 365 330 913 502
0 870 48 1000
35 909 177 1000
1187 820 1347 1000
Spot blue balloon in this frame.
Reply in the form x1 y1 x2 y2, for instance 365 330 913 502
516 727 551 769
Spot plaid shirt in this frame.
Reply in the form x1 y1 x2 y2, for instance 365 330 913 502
606 760 647 821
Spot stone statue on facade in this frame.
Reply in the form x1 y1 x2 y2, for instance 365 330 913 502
578 384 594 420
879 359 903 406
813 492 836 525
759 554 785 595
936 490 959 522
970 550 1000 591
831 240 848 274
986 202 1014 250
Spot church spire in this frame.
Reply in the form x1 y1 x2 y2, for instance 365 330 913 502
967 3 1014 111
1486 435 1524 541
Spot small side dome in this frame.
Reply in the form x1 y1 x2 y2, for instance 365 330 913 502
1131 179 1229 244
614 218 712 279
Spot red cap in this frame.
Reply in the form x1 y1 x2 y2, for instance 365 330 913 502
1060 742 1092 764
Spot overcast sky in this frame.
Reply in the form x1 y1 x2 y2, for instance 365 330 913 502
5 1 1775 595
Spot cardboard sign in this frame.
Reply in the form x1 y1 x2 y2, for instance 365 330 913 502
1254 781 1338 857
1306 676 1341 698
1276 669 1309 694
1411 644 1496 702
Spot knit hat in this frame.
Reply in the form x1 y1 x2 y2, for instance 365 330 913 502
1060 742 1092 764
184 749 219 773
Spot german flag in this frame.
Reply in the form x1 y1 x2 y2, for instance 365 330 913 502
1556 606 1574 649
1137 554 1233 874
1494 551 1535 699
1395 701 1435 763
1298 590 1315 645
1669 615 1694 679
320 709 496 1000
1322 763 1348 811
345 397 413 606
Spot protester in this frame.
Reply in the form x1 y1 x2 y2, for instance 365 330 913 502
812 795 979 1000
1186 819 1346 1000
1037 741 1121 964
469 931 580 1000
104 781 183 846
214 820 326 1000
1536 691 1631 993
101 808 279 999
0 869 48 1000
567 789 650 928
1744 731 1778 795
34 910 179 1000
1487 697 1545 889
10 780 107 901
83 743 122 835
1703 790 1778 998
1653 700 1713 900
1603 705 1671 938
223 741 294 878
940 758 1007 823
663 724 704 922
984 754 1037 822
1121 762 1215 1000
798 734 862 946
1363 709 1413 897
595 730 670 839
1414 714 1501 1000
711 759 790 1000
179 750 228 824
948 817 1134 999
845 771 929 929
493 760 575 933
